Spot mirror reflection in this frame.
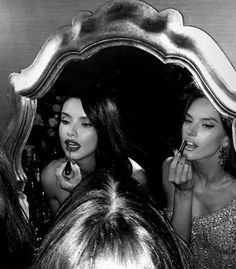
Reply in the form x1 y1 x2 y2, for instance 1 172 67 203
3 0 236 266
21 46 194 241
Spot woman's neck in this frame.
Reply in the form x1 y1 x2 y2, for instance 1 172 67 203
193 158 227 186
75 157 96 178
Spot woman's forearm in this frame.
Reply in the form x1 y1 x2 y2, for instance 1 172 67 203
171 189 193 243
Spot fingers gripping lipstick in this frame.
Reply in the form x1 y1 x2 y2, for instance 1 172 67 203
178 140 187 155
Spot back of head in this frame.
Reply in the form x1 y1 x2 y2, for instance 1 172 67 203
0 148 34 269
33 171 193 269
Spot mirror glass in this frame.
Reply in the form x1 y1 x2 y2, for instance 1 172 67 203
25 46 193 208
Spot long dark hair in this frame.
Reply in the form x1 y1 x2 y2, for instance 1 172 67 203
0 148 34 269
61 80 132 177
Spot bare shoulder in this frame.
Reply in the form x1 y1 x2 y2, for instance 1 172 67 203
40 159 64 195
129 158 147 185
41 159 60 182
229 178 236 197
132 169 148 185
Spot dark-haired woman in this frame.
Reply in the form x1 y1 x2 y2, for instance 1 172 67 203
41 81 147 215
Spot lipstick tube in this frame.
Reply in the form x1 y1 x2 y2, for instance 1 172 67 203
178 140 187 155
64 160 72 176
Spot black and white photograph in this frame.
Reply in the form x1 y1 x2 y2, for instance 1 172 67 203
1 1 236 268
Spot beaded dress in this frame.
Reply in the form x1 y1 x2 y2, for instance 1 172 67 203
166 198 236 268
190 197 236 269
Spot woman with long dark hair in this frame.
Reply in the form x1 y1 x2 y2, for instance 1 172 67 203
41 80 147 214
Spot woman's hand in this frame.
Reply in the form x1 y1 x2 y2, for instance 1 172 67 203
55 161 82 192
168 152 193 192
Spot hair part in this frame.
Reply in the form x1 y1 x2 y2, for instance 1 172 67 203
33 171 193 269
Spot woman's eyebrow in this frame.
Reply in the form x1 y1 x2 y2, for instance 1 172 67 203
201 117 218 123
80 116 89 120
186 113 218 123
61 112 71 117
61 113 89 121
185 113 192 118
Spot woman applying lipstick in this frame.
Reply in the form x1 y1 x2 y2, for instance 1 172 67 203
41 80 147 215
162 83 236 269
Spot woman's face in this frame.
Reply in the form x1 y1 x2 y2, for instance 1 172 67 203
59 98 98 164
182 97 228 161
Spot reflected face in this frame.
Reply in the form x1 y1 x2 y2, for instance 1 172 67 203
59 98 98 164
181 97 227 161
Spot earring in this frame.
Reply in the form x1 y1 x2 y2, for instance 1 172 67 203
218 145 229 166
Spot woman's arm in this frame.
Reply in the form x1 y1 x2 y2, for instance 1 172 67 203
162 154 193 243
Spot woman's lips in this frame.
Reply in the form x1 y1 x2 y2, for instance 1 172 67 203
185 141 198 151
65 140 81 152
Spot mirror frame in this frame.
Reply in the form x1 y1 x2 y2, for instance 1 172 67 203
3 0 236 185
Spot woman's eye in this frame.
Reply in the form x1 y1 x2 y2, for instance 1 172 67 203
202 123 214 128
60 119 70 125
184 118 191 124
81 122 92 127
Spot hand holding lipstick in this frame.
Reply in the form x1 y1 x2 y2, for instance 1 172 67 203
168 140 194 192
55 160 82 192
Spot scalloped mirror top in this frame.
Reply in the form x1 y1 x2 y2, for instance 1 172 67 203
9 0 236 117
4 0 236 184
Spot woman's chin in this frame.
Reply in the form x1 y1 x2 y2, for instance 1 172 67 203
185 153 194 161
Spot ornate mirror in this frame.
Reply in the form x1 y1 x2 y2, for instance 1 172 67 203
3 0 236 215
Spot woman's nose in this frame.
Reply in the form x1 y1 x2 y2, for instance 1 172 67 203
67 123 77 137
186 124 197 137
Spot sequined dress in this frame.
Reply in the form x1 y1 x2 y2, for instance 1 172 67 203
191 197 236 268
166 198 236 268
